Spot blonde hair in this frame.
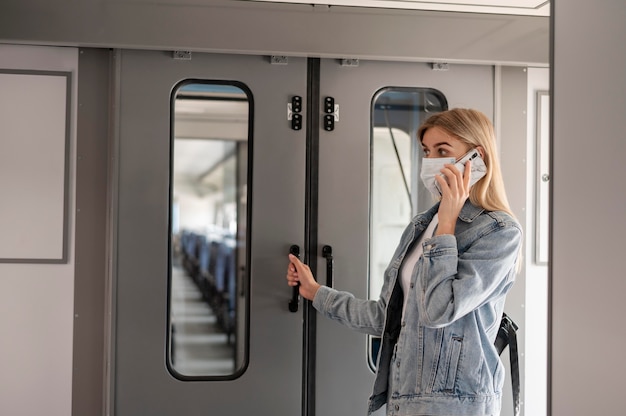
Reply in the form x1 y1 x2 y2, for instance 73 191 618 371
417 108 515 218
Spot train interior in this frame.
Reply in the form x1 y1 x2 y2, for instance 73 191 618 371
1 9 549 414
6 1 625 416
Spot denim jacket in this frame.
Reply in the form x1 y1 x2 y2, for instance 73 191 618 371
312 201 522 416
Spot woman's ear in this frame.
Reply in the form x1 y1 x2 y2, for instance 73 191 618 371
476 146 485 159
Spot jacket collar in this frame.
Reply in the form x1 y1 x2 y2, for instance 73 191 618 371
458 200 485 222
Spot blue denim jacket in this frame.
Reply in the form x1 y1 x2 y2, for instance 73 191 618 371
312 201 522 416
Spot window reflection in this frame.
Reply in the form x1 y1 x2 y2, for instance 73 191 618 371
168 82 250 379
368 88 447 368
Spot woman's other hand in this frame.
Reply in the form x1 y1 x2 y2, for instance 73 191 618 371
286 254 321 301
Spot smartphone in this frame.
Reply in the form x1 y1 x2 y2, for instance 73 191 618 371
435 149 487 194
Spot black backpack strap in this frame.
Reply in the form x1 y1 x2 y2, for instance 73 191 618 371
496 313 520 416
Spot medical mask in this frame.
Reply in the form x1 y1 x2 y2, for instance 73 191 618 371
420 156 455 198
420 149 488 198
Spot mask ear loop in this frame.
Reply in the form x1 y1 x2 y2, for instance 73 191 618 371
475 146 485 160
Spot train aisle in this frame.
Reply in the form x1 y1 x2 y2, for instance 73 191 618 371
170 265 235 376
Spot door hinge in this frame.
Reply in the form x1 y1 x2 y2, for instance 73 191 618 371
271 55 289 65
430 62 449 71
173 51 192 61
340 58 359 67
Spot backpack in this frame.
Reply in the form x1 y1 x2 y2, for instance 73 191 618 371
494 313 520 416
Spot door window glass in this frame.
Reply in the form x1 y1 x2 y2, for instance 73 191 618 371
368 88 447 368
168 81 250 379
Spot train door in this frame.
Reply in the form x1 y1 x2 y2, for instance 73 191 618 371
112 51 499 416
111 50 307 415
314 59 494 415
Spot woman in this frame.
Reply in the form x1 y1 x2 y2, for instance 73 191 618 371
286 108 522 416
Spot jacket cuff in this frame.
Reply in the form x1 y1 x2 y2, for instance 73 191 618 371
312 285 333 312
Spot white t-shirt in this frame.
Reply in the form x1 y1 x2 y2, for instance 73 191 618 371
400 214 439 318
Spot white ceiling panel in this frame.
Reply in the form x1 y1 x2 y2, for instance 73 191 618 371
243 0 550 16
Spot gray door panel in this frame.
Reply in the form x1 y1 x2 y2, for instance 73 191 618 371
113 50 307 415
315 59 493 416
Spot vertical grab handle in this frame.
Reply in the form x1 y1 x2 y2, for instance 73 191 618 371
323 245 333 287
288 245 301 312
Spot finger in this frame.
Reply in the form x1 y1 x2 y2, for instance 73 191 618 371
286 267 297 279
440 165 460 183
446 162 461 174
286 272 299 286
434 174 448 194
288 253 301 264
289 254 310 284
441 165 459 191
286 258 299 280
288 254 303 273
291 254 312 272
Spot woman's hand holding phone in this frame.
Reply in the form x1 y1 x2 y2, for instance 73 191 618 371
435 149 486 235
434 149 486 195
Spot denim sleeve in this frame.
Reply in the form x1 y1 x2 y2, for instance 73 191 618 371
416 220 523 328
312 285 386 336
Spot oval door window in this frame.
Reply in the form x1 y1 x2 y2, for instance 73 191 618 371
168 81 251 379
368 87 447 369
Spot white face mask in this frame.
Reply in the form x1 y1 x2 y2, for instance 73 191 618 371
420 156 455 198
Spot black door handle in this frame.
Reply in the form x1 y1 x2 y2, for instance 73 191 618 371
288 245 301 312
322 245 333 287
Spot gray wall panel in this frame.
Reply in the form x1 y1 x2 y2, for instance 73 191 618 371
552 1 626 415
72 48 112 416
